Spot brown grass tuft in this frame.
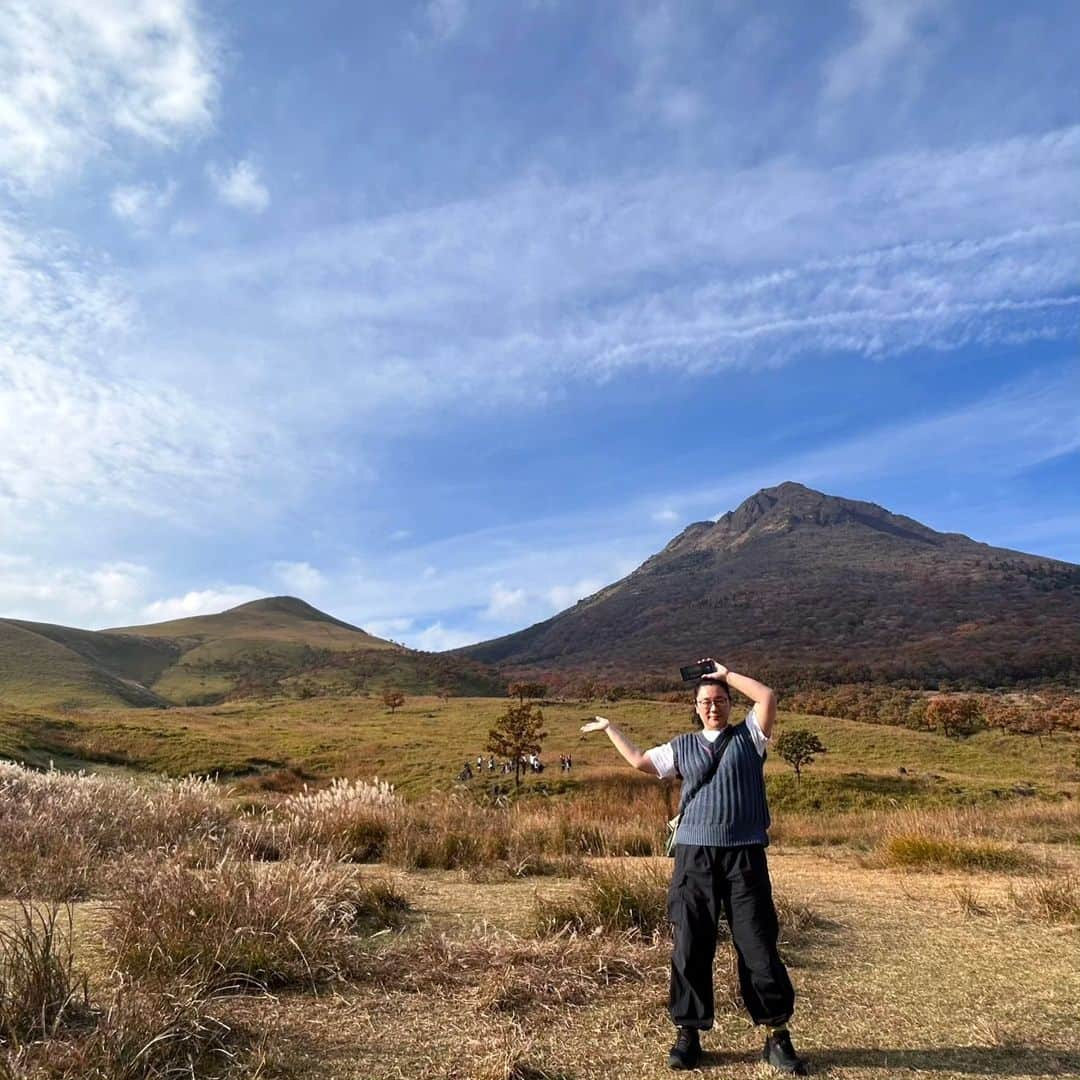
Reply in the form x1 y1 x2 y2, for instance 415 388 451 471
533 862 670 940
0 902 90 1047
1010 875 1080 925
106 857 410 993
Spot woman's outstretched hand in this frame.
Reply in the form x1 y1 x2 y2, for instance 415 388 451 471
580 716 610 733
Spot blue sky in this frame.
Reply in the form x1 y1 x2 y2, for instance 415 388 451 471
1 0 1079 648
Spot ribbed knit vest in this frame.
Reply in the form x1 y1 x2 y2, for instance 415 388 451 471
672 723 770 847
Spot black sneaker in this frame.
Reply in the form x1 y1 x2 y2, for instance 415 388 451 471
762 1029 808 1074
668 1027 701 1070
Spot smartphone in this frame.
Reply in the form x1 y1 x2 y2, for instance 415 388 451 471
680 660 717 682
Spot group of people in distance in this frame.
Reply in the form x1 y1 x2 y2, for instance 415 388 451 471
457 752 554 782
581 659 808 1075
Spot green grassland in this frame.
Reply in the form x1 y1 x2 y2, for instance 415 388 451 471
1 694 1076 804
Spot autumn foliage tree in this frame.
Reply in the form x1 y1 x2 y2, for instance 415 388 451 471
926 695 983 739
508 682 548 704
382 690 405 714
486 701 546 789
775 729 827 785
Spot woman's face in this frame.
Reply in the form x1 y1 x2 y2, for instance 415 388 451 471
695 685 731 730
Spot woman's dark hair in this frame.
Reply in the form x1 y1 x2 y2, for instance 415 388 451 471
694 678 731 702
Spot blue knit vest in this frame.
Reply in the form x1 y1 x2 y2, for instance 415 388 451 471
672 722 770 847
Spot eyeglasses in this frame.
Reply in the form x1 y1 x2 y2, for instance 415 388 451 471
696 699 727 709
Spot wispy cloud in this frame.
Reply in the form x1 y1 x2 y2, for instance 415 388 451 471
422 0 468 42
624 2 703 129
823 0 939 105
208 159 270 213
0 218 283 528
145 125 1080 425
0 0 218 191
110 180 177 229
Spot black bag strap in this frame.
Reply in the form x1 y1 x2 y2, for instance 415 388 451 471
677 726 736 813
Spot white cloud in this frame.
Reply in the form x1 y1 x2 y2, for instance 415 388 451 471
545 578 603 612
0 0 218 191
272 561 326 595
110 180 177 229
365 616 414 639
652 508 679 524
89 562 150 612
0 557 150 624
208 159 270 213
142 586 262 622
390 529 412 541
411 621 477 651
483 582 528 620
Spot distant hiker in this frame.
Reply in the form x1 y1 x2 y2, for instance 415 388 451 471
559 753 567 771
488 756 496 772
581 661 806 1075
565 752 572 771
459 761 473 782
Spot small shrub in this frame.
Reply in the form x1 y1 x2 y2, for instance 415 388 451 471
106 858 410 993
881 833 1033 872
1010 875 1080 924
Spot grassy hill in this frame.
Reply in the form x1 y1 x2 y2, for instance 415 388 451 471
0 597 503 710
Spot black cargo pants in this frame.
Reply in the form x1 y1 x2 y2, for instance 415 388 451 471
667 843 795 1030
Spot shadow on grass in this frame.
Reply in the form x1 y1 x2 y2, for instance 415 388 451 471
701 1044 1080 1075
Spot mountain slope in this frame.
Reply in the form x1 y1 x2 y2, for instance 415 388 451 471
0 620 169 708
458 482 1080 687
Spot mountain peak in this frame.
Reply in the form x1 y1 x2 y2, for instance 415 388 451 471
228 596 329 619
662 482 943 556
224 596 369 633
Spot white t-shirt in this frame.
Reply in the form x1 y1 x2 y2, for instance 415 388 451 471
646 707 768 780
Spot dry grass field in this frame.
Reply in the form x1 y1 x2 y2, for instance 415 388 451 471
0 750 1076 1080
240 848 1080 1080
